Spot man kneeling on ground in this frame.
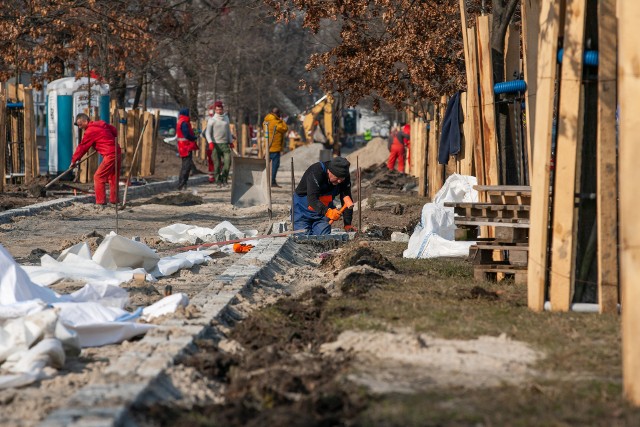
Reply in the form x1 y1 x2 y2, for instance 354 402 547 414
293 156 356 235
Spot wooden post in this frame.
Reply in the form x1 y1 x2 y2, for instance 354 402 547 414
522 0 541 179
467 28 485 187
460 92 474 176
596 0 618 314
418 119 428 197
476 15 499 186
126 109 137 177
22 86 36 183
549 0 587 312
241 124 248 157
527 0 564 312
0 93 5 192
140 111 154 176
620 0 640 406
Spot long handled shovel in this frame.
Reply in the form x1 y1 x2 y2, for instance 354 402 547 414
121 119 149 207
44 151 98 189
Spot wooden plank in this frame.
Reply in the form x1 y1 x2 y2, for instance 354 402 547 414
596 0 618 314
476 15 499 186
521 0 541 179
504 24 521 81
418 120 428 197
549 0 587 312
0 93 5 191
474 185 531 193
527 0 564 312
126 110 137 176
241 124 248 157
140 111 153 176
619 0 640 405
467 28 485 187
22 86 35 182
459 92 474 175
455 219 530 228
426 118 437 198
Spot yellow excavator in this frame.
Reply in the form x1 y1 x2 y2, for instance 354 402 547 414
299 94 340 155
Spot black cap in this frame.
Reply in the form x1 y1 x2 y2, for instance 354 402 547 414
328 157 350 179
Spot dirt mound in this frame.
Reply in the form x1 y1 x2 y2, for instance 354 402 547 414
58 230 104 253
321 244 396 273
145 193 203 206
280 143 325 172
345 137 389 169
360 163 417 192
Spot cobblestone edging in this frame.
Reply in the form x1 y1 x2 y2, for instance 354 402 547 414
0 175 210 224
40 235 289 427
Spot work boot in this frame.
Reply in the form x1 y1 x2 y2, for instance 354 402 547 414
94 203 107 211
271 182 281 188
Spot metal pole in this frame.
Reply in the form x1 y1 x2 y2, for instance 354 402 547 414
291 158 295 230
357 156 362 233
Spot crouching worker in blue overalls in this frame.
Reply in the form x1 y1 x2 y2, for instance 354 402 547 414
293 156 357 235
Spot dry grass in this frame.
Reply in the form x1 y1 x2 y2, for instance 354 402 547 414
325 241 638 426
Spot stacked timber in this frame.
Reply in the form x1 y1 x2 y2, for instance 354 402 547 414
445 185 530 284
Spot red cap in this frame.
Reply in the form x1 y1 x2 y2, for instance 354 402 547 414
213 101 224 109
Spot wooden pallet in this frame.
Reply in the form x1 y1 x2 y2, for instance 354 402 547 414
469 242 529 267
473 263 528 284
454 217 530 228
474 185 531 205
445 202 530 220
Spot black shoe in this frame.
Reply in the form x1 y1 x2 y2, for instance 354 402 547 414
271 182 281 188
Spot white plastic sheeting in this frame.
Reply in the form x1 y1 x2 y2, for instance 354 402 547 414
142 293 189 321
404 174 478 259
159 221 258 245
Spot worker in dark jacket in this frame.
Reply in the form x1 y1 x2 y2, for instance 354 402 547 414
71 113 121 205
176 108 199 190
293 156 355 235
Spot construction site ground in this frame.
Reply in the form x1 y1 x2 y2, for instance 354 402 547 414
0 141 638 425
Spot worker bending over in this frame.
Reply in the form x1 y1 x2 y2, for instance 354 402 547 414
294 156 356 235
71 113 121 206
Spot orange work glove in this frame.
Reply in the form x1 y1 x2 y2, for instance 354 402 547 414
325 208 341 221
233 243 254 253
344 225 357 232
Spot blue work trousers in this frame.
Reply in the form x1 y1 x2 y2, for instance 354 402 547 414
293 193 334 236
269 152 280 184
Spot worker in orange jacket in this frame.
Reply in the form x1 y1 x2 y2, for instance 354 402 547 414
176 108 199 190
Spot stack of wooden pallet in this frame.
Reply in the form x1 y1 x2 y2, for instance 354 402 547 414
444 185 531 284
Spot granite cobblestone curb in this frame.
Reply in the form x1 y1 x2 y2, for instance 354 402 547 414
0 175 210 224
40 235 289 427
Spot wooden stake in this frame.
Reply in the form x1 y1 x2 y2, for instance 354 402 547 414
597 0 618 314
620 0 640 406
521 0 542 178
527 0 565 312
467 28 486 187
476 15 499 186
549 0 587 312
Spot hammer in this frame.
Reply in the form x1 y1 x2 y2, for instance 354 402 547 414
329 196 354 224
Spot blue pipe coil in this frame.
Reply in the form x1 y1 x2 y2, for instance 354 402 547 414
7 102 24 109
494 79 527 95
557 49 599 66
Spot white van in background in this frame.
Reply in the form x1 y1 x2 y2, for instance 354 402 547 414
152 108 180 145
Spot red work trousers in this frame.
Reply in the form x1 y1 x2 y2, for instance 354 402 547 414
387 143 405 173
206 147 215 182
94 153 121 205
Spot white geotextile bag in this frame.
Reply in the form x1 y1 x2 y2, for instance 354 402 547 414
404 174 478 259
158 221 258 245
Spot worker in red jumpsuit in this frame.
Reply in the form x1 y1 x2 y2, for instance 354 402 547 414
71 113 121 206
387 123 410 173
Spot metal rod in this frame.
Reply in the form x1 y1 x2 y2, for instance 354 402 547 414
114 119 119 235
291 157 295 230
44 151 97 189
357 156 362 233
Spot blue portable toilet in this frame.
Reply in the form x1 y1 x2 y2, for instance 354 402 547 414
46 77 110 174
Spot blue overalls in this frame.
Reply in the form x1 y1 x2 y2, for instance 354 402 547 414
293 162 338 235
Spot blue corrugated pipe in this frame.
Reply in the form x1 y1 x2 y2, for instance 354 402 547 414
7 102 23 108
557 49 599 66
494 80 527 95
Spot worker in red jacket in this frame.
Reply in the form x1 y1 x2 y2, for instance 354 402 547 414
71 113 121 205
176 108 199 190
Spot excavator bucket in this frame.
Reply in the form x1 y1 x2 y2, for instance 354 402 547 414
230 157 269 207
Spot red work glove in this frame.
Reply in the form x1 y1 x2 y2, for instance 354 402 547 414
325 208 341 221
230 142 235 149
209 142 214 151
344 225 357 232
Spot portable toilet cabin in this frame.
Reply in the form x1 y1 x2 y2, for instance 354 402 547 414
46 77 110 174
